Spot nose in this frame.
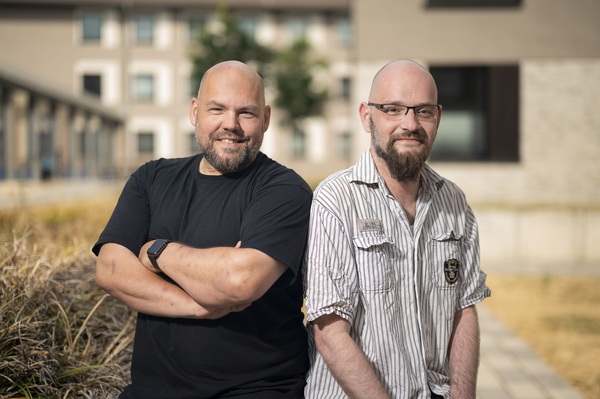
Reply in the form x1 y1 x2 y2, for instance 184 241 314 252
221 110 240 132
400 108 421 132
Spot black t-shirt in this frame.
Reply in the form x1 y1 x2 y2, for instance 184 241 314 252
93 153 312 399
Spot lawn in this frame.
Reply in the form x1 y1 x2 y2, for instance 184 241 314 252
484 275 600 399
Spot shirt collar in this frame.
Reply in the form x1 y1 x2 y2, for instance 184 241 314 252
351 149 445 193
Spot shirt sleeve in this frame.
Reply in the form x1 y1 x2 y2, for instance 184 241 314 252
456 205 491 311
239 179 312 283
92 166 151 257
303 200 359 325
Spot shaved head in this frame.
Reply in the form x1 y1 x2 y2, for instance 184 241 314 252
369 60 438 105
198 61 265 106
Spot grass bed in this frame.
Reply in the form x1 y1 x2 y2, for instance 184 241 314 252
484 275 600 399
0 196 134 399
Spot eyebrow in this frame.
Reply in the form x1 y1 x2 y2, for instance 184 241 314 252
205 101 260 113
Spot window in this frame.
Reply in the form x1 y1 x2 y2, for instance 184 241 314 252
338 132 352 160
288 18 308 43
237 17 258 41
427 0 521 7
138 132 154 154
83 74 101 97
189 17 204 42
135 15 154 44
82 13 102 42
335 17 353 48
133 75 154 102
189 132 200 154
190 74 201 99
429 65 519 162
340 77 351 101
291 129 306 158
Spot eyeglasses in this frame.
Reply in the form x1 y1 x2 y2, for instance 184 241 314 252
368 102 440 122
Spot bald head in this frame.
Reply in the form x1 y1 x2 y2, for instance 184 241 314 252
198 60 265 106
369 60 438 105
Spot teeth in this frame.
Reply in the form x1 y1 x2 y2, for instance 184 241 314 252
222 139 236 143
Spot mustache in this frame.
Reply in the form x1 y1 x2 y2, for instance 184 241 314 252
389 131 427 143
210 131 250 143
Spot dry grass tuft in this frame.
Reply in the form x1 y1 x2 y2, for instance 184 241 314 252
0 196 135 399
485 275 600 399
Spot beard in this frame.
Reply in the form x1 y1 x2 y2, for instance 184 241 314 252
196 129 262 174
370 118 432 183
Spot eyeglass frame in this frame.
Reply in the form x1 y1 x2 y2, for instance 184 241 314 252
367 102 441 121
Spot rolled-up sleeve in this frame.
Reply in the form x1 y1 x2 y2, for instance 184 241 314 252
303 200 359 325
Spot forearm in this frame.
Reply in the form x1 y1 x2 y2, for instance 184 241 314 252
143 241 285 307
448 305 480 399
96 243 244 319
313 314 391 399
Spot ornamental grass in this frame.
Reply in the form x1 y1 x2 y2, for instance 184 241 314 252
0 196 134 399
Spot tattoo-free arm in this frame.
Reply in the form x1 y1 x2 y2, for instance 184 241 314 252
95 243 249 319
139 240 288 308
448 305 480 399
312 313 392 399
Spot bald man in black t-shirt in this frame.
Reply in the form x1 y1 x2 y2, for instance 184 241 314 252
94 61 312 399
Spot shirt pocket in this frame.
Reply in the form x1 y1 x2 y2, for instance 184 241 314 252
430 230 463 290
353 232 394 292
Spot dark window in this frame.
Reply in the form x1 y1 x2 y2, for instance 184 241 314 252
133 75 154 102
292 129 306 158
335 17 353 48
340 77 351 101
338 132 352 160
429 65 519 162
138 132 154 154
189 17 204 42
82 13 102 42
135 15 154 44
427 0 521 7
190 74 201 98
83 74 101 97
189 132 201 154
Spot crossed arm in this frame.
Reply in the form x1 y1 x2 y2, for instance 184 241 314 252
95 241 287 319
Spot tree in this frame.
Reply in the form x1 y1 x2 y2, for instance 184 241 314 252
190 4 274 81
273 39 328 131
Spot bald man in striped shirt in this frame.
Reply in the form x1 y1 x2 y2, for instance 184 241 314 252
303 60 491 399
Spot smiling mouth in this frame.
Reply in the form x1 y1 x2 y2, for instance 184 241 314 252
217 138 248 144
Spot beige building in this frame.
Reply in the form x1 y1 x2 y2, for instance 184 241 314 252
351 0 600 270
0 0 599 269
0 0 353 182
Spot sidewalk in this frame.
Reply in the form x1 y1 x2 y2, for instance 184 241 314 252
478 305 585 399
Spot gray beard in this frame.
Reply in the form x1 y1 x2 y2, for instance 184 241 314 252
370 119 431 183
199 137 260 174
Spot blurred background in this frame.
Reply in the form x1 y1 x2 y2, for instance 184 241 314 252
0 0 599 397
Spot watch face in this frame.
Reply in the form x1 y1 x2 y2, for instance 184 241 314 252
148 239 168 256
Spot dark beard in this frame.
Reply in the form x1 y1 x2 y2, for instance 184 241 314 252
197 131 261 174
370 118 431 183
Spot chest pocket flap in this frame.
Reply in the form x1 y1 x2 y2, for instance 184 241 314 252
352 232 394 292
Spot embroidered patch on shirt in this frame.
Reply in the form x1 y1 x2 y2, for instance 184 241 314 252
444 258 460 284
359 219 384 232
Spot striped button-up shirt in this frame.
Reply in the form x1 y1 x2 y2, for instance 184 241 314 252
303 150 491 399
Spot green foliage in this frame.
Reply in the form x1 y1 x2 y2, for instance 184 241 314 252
273 39 328 130
190 3 274 81
189 4 328 129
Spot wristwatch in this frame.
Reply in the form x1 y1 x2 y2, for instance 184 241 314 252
147 239 171 271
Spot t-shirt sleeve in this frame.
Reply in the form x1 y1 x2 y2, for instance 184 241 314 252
238 177 312 285
92 166 152 257
303 200 359 325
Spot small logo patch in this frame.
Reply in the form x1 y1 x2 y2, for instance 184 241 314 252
444 259 460 285
359 219 384 232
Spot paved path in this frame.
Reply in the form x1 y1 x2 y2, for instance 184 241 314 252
478 305 585 399
0 180 589 399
